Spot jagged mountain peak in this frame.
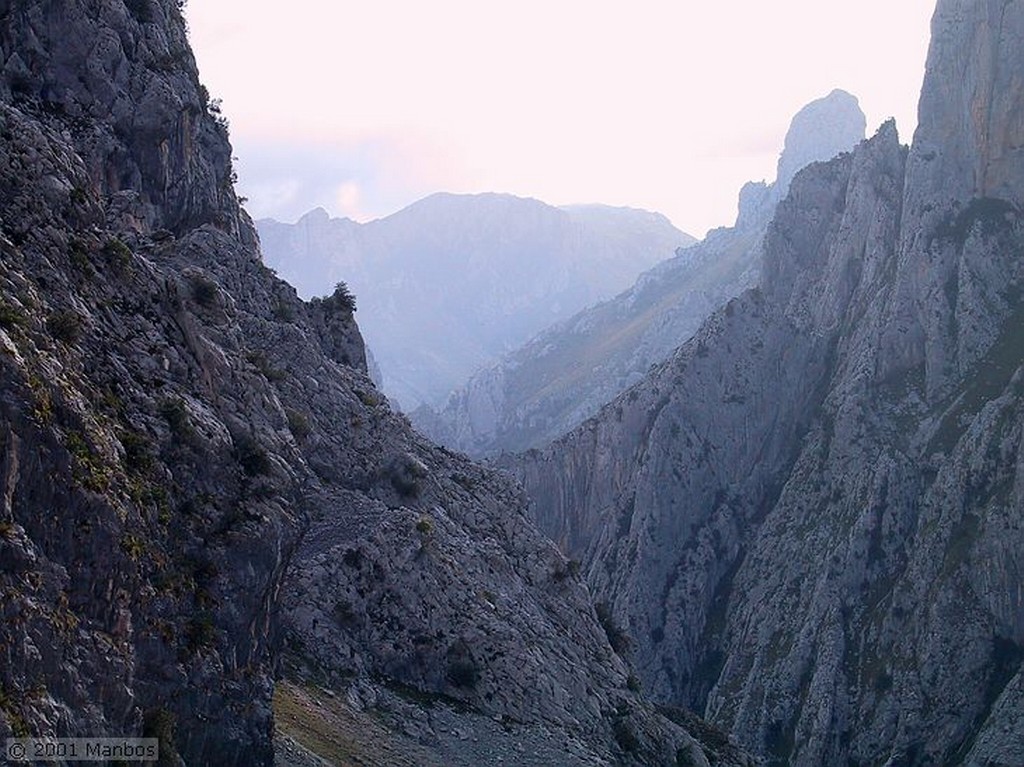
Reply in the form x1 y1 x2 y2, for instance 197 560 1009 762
737 89 866 230
299 206 333 222
376 190 555 226
775 88 867 194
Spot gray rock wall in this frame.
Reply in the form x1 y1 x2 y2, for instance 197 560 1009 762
514 3 1024 764
0 0 237 235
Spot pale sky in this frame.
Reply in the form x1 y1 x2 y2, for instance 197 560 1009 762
186 1 936 238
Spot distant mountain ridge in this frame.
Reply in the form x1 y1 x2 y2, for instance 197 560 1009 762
415 90 866 455
258 193 694 408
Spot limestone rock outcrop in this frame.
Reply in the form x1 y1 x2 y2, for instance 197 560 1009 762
0 0 237 236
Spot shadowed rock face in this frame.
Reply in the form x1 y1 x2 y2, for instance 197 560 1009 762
0 2 753 765
416 90 866 458
514 2 1024 764
0 0 236 235
0 2 284 761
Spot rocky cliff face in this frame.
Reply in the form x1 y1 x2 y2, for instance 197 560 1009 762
514 2 1024 765
0 1 283 761
257 195 694 409
417 90 865 457
0 2 751 765
0 0 236 236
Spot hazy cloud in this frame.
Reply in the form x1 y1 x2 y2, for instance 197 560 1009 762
232 134 457 224
188 1 935 236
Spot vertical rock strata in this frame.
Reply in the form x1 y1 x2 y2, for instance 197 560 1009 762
516 1 1024 764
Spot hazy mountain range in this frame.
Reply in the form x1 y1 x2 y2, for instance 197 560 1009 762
258 194 694 408
414 89 867 455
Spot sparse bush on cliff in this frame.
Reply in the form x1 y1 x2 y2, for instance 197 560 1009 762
285 408 311 439
596 601 631 655
234 435 271 476
158 397 193 440
324 281 357 315
47 310 83 344
0 302 25 329
125 0 154 23
190 275 218 307
103 238 133 274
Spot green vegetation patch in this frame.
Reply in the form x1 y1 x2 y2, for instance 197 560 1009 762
323 281 357 315
285 408 311 439
102 237 133 275
47 309 83 344
158 396 193 440
0 301 26 329
189 274 219 307
65 430 112 491
595 601 631 655
273 681 447 767
234 434 272 476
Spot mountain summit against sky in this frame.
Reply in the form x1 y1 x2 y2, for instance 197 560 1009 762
257 193 693 408
417 89 866 455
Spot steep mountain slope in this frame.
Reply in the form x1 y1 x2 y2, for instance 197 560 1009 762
0 2 750 765
513 2 1024 764
257 195 693 409
416 90 865 456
